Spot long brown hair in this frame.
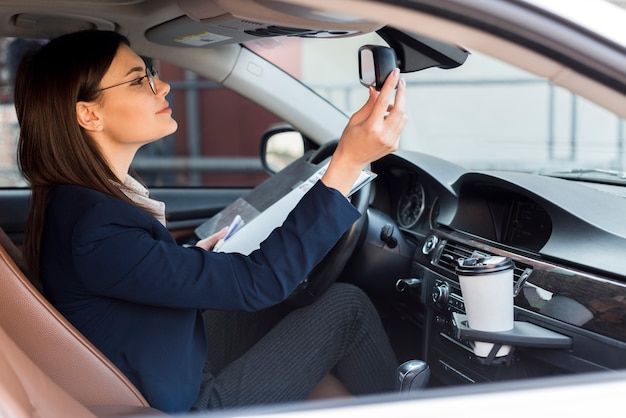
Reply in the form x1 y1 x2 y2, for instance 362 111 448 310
15 30 143 279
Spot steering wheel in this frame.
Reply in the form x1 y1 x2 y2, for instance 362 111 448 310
284 140 371 306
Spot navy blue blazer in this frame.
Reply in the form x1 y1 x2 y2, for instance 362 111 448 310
40 180 359 412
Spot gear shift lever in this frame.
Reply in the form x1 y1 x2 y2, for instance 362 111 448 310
396 360 430 392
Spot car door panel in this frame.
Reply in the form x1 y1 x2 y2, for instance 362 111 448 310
0 188 249 245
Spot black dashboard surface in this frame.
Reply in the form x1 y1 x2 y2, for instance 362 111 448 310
371 150 626 279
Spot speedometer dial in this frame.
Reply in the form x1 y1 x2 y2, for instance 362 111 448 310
397 182 425 228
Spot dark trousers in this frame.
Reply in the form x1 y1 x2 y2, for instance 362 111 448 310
192 282 398 410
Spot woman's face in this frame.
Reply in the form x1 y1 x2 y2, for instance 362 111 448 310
95 44 178 149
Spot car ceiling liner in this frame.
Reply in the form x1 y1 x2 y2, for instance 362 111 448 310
147 0 382 48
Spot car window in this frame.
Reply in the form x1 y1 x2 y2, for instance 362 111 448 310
248 33 626 180
0 103 20 187
134 62 281 188
3 33 625 188
0 37 281 189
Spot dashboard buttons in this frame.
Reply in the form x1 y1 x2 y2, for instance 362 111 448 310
432 280 449 308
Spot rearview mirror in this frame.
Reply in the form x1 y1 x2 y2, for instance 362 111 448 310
377 27 469 73
359 28 469 90
358 45 398 91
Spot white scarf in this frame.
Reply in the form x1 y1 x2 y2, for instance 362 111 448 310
121 175 167 227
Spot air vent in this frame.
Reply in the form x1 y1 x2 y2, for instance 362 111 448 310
436 240 488 272
436 239 533 287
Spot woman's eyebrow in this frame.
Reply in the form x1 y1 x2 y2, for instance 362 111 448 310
123 65 146 77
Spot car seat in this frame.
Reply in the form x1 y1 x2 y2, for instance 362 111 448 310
0 323 166 417
0 227 151 409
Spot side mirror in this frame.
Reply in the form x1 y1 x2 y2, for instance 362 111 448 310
260 127 306 174
359 45 398 91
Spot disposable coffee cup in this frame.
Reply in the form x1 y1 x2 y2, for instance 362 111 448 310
456 254 514 358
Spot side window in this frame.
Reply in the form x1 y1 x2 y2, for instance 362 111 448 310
0 38 27 187
135 60 281 188
0 103 20 187
0 38 281 189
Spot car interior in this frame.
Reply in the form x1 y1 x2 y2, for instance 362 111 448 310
1 0 626 417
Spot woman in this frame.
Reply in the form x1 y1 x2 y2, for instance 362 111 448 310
15 30 408 413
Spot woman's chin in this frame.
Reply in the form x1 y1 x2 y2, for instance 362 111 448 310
162 119 179 136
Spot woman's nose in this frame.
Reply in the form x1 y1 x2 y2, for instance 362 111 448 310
156 77 170 96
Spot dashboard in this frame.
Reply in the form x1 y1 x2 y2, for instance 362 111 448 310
370 150 626 274
358 150 626 385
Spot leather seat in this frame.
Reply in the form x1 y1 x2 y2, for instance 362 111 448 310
0 229 152 410
0 324 166 417
0 324 97 417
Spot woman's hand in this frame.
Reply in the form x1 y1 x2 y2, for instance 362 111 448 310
195 227 227 251
321 68 407 196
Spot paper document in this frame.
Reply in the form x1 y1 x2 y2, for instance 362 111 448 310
202 161 376 254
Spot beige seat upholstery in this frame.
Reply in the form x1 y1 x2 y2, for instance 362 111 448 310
0 324 166 417
0 324 97 418
0 232 149 408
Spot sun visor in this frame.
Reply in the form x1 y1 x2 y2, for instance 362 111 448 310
149 0 381 48
8 13 115 39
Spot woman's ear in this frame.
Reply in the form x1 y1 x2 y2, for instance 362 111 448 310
76 101 102 132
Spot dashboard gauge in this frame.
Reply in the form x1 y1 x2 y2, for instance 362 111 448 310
396 181 425 228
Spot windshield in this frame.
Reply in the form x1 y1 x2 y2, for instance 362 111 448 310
246 33 626 180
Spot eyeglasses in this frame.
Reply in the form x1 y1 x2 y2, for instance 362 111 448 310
99 67 158 95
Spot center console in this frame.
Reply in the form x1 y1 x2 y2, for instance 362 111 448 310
409 228 620 386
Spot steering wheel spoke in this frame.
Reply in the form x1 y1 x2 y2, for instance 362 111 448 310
284 140 371 306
